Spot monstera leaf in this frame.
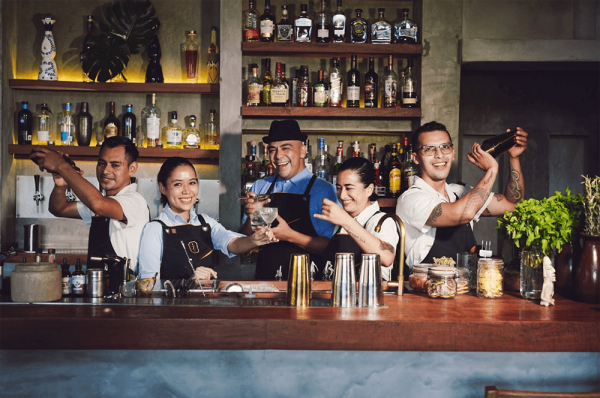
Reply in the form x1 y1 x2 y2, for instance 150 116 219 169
80 0 160 82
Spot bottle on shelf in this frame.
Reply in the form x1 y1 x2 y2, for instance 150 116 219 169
243 0 260 42
291 68 300 107
182 30 199 83
122 104 136 141
401 138 418 194
313 69 329 107
259 143 273 178
351 140 361 158
331 140 344 185
332 0 346 43
103 101 119 141
402 59 419 108
304 139 314 173
247 63 261 106
373 158 386 197
145 35 164 83
60 102 75 146
346 54 360 108
297 66 310 107
142 93 161 148
329 57 343 107
294 4 313 43
371 8 392 44
17 101 33 145
383 55 398 108
82 15 95 82
242 148 258 193
35 103 53 145
387 143 402 198
71 259 85 297
260 0 275 42
364 57 378 108
350 9 368 44
271 62 289 107
315 137 330 182
163 111 183 149
183 115 201 149
394 8 418 44
61 258 71 297
204 109 219 150
262 58 273 106
207 26 220 84
48 248 56 264
277 5 293 42
76 102 93 147
381 144 392 189
316 0 331 43
397 58 405 108
368 143 377 164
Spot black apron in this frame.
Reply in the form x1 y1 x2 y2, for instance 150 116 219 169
86 216 118 269
255 175 321 280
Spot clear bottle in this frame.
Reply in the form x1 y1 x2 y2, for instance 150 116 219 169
60 102 76 146
35 103 53 145
346 55 360 108
71 259 85 297
364 57 378 108
122 104 136 141
304 139 314 173
314 137 330 182
207 27 220 84
394 8 418 44
82 15 95 82
371 8 392 44
383 55 398 108
142 93 161 148
260 0 275 42
350 9 368 43
17 101 33 145
277 5 293 42
61 258 71 297
259 143 273 178
401 59 419 108
297 66 310 107
76 102 93 147
183 115 201 149
205 109 219 150
262 58 273 106
271 62 289 107
182 31 199 83
316 0 331 43
294 4 313 43
247 63 261 106
163 111 183 149
103 101 119 141
243 0 260 42
331 140 344 185
332 0 346 43
329 57 343 107
313 69 329 107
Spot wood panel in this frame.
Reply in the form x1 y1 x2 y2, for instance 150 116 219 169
241 106 421 118
9 80 219 94
242 42 423 58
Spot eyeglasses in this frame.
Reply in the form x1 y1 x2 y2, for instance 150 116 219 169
417 143 454 156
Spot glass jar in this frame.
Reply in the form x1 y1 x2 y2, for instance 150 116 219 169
456 267 469 294
427 266 457 299
477 258 504 298
409 264 429 292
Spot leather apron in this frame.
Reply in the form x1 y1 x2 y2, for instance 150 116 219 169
86 216 118 269
255 175 320 280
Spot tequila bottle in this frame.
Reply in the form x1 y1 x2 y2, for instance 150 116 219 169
346 55 360 108
142 93 161 148
364 57 378 108
183 115 201 149
332 0 346 43
383 55 398 108
316 0 331 43
60 102 76 146
271 62 289 107
17 101 33 145
314 137 330 182
207 27 220 84
243 0 260 42
294 4 313 43
182 31 199 83
103 101 119 140
329 57 343 107
163 111 183 149
394 8 418 44
204 109 219 150
350 9 368 43
260 0 275 42
35 103 53 145
247 63 261 106
371 8 392 44
313 69 329 107
277 5 293 42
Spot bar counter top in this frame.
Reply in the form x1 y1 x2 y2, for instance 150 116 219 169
1 284 598 352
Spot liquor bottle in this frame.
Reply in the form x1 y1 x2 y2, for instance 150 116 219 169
48 248 56 263
61 258 71 297
314 137 330 182
60 102 76 146
332 0 346 43
17 101 33 145
313 69 329 107
262 58 273 106
364 57 378 108
142 93 161 148
71 259 85 297
397 59 405 108
122 104 136 141
145 35 164 83
401 59 419 108
383 55 398 108
207 27 220 84
204 109 219 150
401 139 418 194
331 140 344 185
35 103 53 145
381 144 392 189
351 140 361 158
242 152 258 193
182 115 200 149
291 68 300 107
304 139 314 173
182 30 199 83
329 57 343 107
350 9 368 43
297 66 310 107
163 111 183 149
260 0 275 42
316 0 331 43
259 143 273 178
346 55 360 108
271 62 289 107
247 63 261 106
371 8 392 44
394 8 418 44
103 101 119 141
82 15 95 82
373 158 386 197
294 4 313 43
277 5 293 42
243 0 260 42
76 102 93 147
368 143 377 164
387 143 402 198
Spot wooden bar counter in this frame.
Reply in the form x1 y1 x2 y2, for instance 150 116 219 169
1 284 598 352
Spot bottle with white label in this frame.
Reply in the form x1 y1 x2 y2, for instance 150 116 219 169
163 111 183 149
183 115 201 149
60 102 75 146
61 258 71 297
142 93 161 148
35 103 53 145
71 259 85 297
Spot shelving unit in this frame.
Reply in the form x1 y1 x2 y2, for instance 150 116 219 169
241 42 423 59
241 106 420 118
8 80 220 94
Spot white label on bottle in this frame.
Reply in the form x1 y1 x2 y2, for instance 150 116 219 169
37 130 49 142
185 133 199 146
347 86 360 101
314 88 327 104
167 128 182 145
146 116 160 139
271 87 288 103
385 80 397 101
248 85 261 105
333 15 346 31
62 276 70 295
72 275 85 295
260 20 274 36
318 28 330 38
295 19 311 27
403 97 418 104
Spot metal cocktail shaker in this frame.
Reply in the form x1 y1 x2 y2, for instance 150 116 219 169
287 253 311 306
76 102 93 146
86 269 105 298
332 253 356 307
358 254 384 308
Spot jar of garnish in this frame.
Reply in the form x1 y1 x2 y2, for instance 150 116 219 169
477 258 504 298
409 264 430 292
427 266 457 299
456 267 470 294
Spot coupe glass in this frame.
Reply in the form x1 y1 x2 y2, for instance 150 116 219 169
259 207 278 228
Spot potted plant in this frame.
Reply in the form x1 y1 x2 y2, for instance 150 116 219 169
575 175 600 304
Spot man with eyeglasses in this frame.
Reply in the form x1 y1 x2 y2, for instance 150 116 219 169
396 121 528 268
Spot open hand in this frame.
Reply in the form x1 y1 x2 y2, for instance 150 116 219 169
508 127 528 158
314 198 348 227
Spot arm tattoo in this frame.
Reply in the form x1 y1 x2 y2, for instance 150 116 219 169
379 240 395 254
427 204 442 224
506 168 523 203
349 231 366 244
494 193 503 202
459 187 491 224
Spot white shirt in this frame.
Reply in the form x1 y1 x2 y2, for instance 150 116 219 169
396 176 493 269
77 183 149 273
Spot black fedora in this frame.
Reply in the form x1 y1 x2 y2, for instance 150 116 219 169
262 120 307 144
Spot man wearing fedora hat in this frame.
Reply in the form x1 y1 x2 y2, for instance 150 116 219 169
241 119 339 280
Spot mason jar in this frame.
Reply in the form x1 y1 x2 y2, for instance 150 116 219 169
409 264 430 292
427 266 457 299
456 267 470 295
477 258 504 298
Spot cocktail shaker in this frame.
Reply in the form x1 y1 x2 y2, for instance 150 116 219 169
358 254 384 308
86 269 105 298
287 253 311 307
76 102 93 146
332 253 356 307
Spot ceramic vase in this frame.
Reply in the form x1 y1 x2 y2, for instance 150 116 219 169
554 238 580 298
38 15 58 81
575 233 600 304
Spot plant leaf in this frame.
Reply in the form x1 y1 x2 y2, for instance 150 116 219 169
80 34 130 82
101 0 160 55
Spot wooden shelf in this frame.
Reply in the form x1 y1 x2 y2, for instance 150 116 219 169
377 197 398 208
8 145 219 165
242 42 423 58
9 79 219 94
241 106 420 118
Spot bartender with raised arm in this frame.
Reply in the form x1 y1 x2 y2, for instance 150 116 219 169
240 120 339 280
30 136 150 272
396 121 528 269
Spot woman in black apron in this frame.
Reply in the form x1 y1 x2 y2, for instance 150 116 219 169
315 158 399 281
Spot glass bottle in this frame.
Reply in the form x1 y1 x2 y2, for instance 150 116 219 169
329 57 343 107
72 259 85 297
243 0 260 42
394 8 418 44
61 258 71 297
271 62 289 107
142 93 161 148
76 102 93 147
60 102 76 146
205 109 219 150
364 57 378 108
259 143 273 178
122 104 136 141
331 140 344 185
247 63 261 106
35 103 53 145
207 27 220 84
332 0 346 43
387 143 401 198
481 130 517 158
313 69 329 107
304 139 314 172
277 5 293 42
291 68 300 107
315 137 330 182
145 35 164 83
350 9 368 44
17 101 33 145
242 152 258 194
163 111 183 149
183 115 201 149
402 59 419 108
401 139 417 194
82 15 95 82
262 58 273 106
346 54 360 108
297 66 310 107
373 159 386 196
371 8 392 44
182 31 199 83
260 0 275 42
103 101 119 141
383 55 398 108
316 0 331 43
294 4 313 43
351 140 361 158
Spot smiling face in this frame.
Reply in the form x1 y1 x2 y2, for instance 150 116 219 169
336 169 374 218
96 145 137 196
158 165 198 222
268 140 307 180
412 130 455 184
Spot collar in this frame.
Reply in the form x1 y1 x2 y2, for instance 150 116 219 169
413 176 463 203
111 183 137 197
276 167 311 187
354 201 381 225
163 203 198 225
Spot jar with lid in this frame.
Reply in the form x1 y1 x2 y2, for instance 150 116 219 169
409 264 429 292
427 266 457 299
477 258 504 298
456 267 470 294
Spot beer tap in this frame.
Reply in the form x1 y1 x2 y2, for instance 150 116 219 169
33 174 45 213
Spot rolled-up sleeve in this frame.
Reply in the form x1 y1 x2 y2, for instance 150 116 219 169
205 215 246 258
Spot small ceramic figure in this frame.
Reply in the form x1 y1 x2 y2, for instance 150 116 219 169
38 15 58 80
310 261 319 281
540 255 556 307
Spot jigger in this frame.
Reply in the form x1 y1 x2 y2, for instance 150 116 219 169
287 253 311 307
358 254 384 308
332 253 356 307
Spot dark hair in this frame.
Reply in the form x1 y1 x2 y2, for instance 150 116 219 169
101 136 139 165
157 157 197 206
337 157 378 201
410 121 452 152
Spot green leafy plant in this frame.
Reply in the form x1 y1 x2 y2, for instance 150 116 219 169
80 0 160 82
582 175 600 236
